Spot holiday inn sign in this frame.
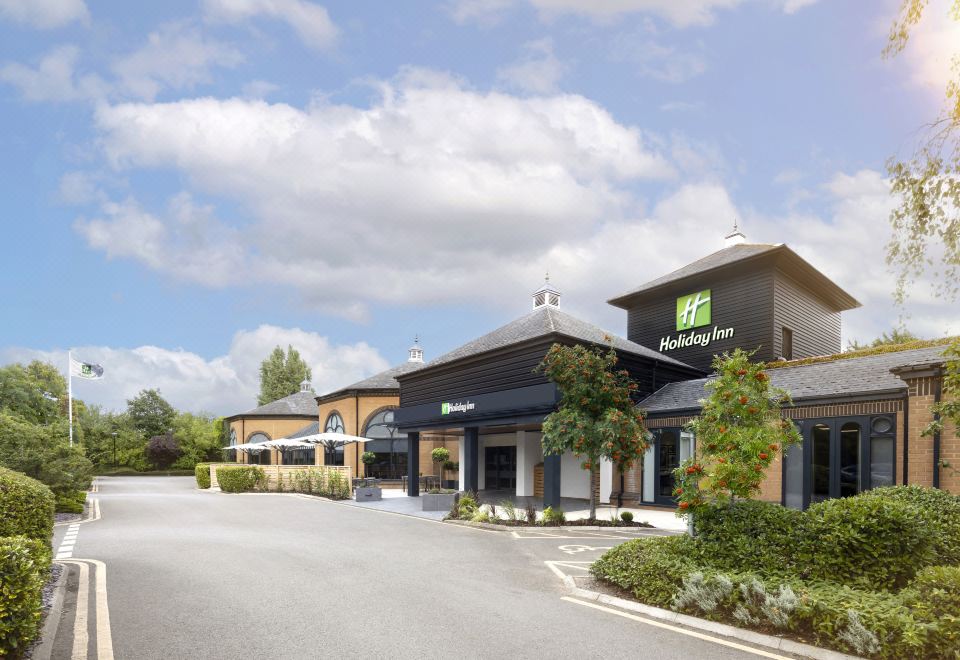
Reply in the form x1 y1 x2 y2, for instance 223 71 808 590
660 288 734 352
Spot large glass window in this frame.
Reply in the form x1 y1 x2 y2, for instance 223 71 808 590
641 444 655 503
247 432 269 444
783 441 804 510
658 430 678 499
811 423 831 504
324 413 345 434
839 422 861 498
363 409 408 480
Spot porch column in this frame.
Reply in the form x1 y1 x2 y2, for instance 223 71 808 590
463 427 479 493
407 431 420 496
600 457 613 504
516 430 536 497
543 453 561 508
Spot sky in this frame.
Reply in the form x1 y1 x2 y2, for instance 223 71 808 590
1 0 959 416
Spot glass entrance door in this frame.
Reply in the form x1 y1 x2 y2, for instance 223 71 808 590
484 446 516 490
653 429 680 505
789 416 868 508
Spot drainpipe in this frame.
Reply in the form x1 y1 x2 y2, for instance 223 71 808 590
934 376 942 489
902 393 909 485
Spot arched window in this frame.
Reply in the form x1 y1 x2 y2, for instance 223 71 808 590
229 429 237 446
362 409 408 480
247 432 270 444
324 412 345 433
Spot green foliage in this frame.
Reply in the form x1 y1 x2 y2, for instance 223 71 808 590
258 345 312 406
902 566 960 652
361 451 376 465
195 463 211 489
676 349 801 515
539 343 648 519
453 492 479 519
591 536 698 608
620 511 633 522
859 485 960 565
216 466 266 493
169 412 223 469
541 506 566 525
431 447 450 464
847 328 920 351
145 433 182 469
0 411 94 496
0 467 55 543
0 535 51 657
768 336 958 370
0 361 67 425
126 389 176 440
927 341 960 439
55 490 86 514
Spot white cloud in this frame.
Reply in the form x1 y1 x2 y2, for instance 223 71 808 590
608 32 707 83
0 325 390 415
0 45 106 102
447 0 515 24
496 38 567 94
0 0 88 29
80 69 673 320
112 22 244 101
781 0 820 14
202 0 338 50
892 0 960 95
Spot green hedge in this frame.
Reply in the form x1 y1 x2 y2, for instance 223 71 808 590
860 485 960 565
195 463 211 489
0 535 51 657
0 467 55 543
54 490 86 515
592 535 698 607
216 466 266 493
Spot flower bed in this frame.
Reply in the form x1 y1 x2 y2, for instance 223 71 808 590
443 494 653 527
590 486 960 658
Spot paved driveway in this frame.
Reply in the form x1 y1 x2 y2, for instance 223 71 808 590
49 476 776 659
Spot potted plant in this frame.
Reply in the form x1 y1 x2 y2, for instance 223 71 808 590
431 447 450 488
355 452 381 501
422 488 458 511
442 460 459 489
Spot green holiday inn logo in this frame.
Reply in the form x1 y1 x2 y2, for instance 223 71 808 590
441 401 476 415
441 402 450 415
676 289 712 331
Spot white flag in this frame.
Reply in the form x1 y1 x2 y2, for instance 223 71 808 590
70 357 104 380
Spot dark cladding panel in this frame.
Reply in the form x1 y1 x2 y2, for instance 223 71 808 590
772 270 841 360
626 269 775 371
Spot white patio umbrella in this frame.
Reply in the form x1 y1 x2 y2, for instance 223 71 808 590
260 438 313 449
232 444 270 454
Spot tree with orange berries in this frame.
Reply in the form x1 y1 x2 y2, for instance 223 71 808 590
539 342 649 520
673 349 801 522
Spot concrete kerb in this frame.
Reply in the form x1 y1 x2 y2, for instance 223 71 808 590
31 564 68 660
567 587 862 660
444 519 679 534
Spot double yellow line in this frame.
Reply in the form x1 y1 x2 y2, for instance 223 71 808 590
56 558 113 660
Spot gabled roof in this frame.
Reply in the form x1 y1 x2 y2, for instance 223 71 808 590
316 360 425 402
607 243 860 311
398 304 698 377
288 421 319 438
225 390 318 420
640 344 950 413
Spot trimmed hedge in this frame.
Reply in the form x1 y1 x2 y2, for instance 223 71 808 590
54 490 86 515
216 466 266 493
860 485 960 565
0 535 51 657
592 535 698 607
195 463 211 489
0 467 55 543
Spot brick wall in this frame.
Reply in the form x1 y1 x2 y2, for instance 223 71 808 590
903 375 960 493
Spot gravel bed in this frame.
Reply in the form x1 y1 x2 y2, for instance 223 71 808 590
54 512 82 524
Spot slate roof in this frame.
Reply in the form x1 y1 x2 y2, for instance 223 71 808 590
317 360 425 400
607 243 859 311
226 390 318 419
640 344 951 413
403 305 697 375
288 421 319 438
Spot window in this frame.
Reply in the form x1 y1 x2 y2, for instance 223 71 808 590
870 416 895 488
783 442 804 510
324 412 345 434
363 409 408 480
247 432 269 444
229 429 237 446
839 422 861 497
781 327 794 361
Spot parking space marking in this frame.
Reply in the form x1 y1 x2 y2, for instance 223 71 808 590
561 597 791 660
558 544 614 555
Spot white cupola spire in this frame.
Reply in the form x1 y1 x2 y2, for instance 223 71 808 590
533 273 561 309
725 220 747 247
299 378 312 392
408 336 424 363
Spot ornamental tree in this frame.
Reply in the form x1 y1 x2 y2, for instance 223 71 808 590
432 447 450 485
673 349 801 518
539 342 649 520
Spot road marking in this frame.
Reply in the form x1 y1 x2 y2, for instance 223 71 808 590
58 559 114 660
558 544 614 555
561 597 791 660
55 498 101 527
512 529 664 540
71 560 90 659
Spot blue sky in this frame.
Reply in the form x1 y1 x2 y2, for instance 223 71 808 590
1 0 958 415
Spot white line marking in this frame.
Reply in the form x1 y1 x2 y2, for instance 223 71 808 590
56 552 72 559
55 498 101 527
71 560 89 659
561 597 791 660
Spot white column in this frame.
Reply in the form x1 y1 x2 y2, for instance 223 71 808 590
477 436 486 491
515 430 528 497
458 438 465 491
599 457 613 504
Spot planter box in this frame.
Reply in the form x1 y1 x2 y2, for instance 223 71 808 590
422 492 458 511
355 487 382 502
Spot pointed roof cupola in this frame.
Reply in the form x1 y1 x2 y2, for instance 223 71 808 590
533 273 561 310
408 336 424 363
299 378 312 392
724 220 747 247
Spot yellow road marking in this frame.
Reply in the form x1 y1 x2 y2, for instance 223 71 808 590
59 559 114 660
70 561 89 659
561 597 791 660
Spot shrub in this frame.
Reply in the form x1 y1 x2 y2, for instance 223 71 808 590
902 566 960 652
145 433 182 469
802 495 932 589
672 571 733 615
693 499 804 575
0 535 51 657
216 466 266 493
55 490 86 514
0 467 55 543
591 536 698 608
456 492 480 519
542 506 566 525
525 503 537 524
361 451 376 466
620 511 634 523
860 485 960 565
194 463 211 489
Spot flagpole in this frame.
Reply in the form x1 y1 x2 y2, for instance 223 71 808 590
68 349 73 447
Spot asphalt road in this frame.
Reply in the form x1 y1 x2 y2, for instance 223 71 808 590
52 476 771 659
